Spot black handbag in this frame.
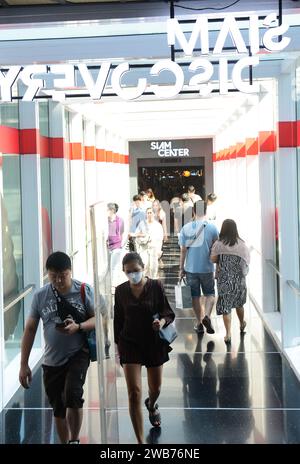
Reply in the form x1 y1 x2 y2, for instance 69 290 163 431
51 284 97 362
51 284 85 323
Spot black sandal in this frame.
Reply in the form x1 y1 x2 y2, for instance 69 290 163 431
144 398 161 427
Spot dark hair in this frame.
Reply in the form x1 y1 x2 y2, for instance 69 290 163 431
107 202 118 213
146 188 154 198
207 193 217 202
46 251 71 271
133 194 142 202
188 185 195 193
192 200 207 218
219 219 241 246
122 252 144 270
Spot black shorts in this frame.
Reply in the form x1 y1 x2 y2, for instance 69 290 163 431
42 349 90 418
118 338 171 368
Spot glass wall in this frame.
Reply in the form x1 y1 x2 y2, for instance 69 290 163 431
296 62 300 270
0 103 24 366
39 102 53 268
274 147 281 312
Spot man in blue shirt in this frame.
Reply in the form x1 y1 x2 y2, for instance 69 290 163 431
179 201 219 334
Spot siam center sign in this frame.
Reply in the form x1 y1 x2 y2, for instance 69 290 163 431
0 13 290 102
151 141 190 157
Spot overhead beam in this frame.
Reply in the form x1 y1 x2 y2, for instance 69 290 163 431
0 2 168 24
0 0 299 25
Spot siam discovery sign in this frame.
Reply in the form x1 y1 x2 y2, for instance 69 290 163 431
0 13 290 102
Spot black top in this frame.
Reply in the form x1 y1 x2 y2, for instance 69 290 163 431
114 278 175 347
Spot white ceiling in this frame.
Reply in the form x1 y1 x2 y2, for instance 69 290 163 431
69 90 252 140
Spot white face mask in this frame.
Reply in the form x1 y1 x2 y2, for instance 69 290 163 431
127 271 143 285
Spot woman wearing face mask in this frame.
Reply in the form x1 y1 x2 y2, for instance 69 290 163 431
114 252 175 444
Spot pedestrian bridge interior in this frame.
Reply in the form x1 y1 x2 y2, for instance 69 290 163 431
2 236 300 444
0 0 300 445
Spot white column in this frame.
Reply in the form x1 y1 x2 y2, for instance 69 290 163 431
95 126 107 203
118 136 130 227
235 103 248 241
244 97 263 311
212 134 222 230
278 70 300 348
49 102 70 253
83 119 97 279
103 130 115 203
84 120 97 208
0 156 4 410
19 101 43 298
69 112 87 281
12 101 44 405
258 80 277 313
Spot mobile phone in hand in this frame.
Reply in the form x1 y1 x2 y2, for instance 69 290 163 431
55 322 66 328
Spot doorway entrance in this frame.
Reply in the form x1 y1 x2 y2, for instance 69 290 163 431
137 158 205 202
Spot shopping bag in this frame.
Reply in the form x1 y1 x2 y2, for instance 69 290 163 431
175 279 192 309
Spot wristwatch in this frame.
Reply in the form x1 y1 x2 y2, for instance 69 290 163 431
77 322 83 332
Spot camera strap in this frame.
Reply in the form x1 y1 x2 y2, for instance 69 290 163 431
51 284 82 322
186 221 206 249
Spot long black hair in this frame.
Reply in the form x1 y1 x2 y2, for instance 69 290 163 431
219 219 242 246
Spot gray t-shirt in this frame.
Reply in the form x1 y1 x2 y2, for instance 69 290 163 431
30 279 95 367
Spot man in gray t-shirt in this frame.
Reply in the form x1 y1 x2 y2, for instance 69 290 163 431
30 278 95 366
19 252 96 444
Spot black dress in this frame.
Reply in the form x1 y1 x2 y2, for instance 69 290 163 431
114 278 175 368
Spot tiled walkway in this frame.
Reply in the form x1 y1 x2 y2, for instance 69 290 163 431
1 237 300 444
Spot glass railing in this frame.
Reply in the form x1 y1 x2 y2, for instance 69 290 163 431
89 200 119 445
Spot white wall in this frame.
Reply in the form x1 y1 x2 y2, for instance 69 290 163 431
214 81 280 337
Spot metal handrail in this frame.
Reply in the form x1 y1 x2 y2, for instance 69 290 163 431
4 284 35 313
4 245 95 310
287 280 300 297
250 248 300 296
266 259 282 278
